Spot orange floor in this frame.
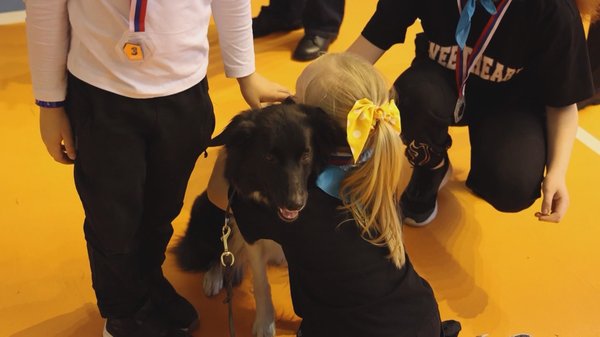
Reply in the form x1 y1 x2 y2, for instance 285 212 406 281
2 1 600 336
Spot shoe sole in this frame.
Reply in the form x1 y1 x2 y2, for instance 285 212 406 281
403 162 453 227
292 50 327 62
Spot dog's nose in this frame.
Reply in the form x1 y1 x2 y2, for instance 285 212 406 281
286 193 306 211
286 199 305 211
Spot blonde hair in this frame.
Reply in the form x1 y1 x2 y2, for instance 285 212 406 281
300 53 406 268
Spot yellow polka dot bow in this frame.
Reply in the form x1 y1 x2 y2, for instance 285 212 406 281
346 98 401 162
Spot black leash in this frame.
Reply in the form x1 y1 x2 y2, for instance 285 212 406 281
220 191 236 337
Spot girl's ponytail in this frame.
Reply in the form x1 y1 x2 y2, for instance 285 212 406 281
340 99 406 268
300 53 406 268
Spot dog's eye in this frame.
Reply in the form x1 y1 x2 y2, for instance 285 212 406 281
265 154 276 162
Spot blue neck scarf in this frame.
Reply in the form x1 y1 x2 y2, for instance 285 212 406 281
316 165 348 200
316 148 372 200
455 0 497 49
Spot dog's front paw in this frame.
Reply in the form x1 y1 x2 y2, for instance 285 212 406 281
252 319 276 337
203 265 224 296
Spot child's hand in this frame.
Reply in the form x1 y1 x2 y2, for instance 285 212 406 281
535 173 569 223
39 106 76 164
237 72 291 109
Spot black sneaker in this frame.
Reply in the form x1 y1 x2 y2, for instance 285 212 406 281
103 301 192 337
400 156 452 227
151 274 199 332
252 5 302 38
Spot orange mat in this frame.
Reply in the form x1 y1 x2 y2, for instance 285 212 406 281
1 1 600 336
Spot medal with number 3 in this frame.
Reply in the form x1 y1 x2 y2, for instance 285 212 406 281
123 42 144 61
121 0 148 61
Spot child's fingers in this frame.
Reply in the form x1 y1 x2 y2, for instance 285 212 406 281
62 129 77 161
47 142 69 164
540 193 553 217
550 197 568 222
261 88 292 103
535 211 560 223
535 199 566 223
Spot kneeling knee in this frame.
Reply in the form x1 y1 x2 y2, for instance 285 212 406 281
486 194 537 213
468 177 539 213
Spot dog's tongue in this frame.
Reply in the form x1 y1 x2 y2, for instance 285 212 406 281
279 208 299 221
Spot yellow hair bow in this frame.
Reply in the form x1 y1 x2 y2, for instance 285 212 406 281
346 98 401 162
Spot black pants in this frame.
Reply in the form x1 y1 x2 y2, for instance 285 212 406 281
394 38 546 213
588 21 600 92
65 74 215 318
267 0 344 38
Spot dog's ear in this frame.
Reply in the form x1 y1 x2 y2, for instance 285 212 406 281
300 105 345 168
209 110 256 147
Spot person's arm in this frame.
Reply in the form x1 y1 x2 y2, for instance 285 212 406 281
346 35 386 64
211 0 290 109
24 0 75 164
346 0 417 64
236 73 290 109
529 1 591 222
535 104 578 223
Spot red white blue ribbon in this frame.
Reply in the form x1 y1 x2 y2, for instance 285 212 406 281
129 0 148 32
453 0 513 122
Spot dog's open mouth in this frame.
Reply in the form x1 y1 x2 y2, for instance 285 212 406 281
278 207 302 222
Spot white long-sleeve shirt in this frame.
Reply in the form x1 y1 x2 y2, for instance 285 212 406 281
25 0 256 102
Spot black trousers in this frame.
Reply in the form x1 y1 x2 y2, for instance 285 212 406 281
267 0 344 38
394 38 546 213
588 21 600 91
65 74 215 318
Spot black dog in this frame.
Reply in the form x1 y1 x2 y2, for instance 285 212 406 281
174 103 343 337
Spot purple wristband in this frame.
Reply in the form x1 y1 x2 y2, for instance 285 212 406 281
35 100 65 108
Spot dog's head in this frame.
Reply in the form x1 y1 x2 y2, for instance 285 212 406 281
211 103 344 222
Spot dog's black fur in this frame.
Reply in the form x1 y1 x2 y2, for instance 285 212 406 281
174 103 344 272
213 103 343 218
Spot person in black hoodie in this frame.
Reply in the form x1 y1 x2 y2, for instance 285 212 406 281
347 0 596 226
